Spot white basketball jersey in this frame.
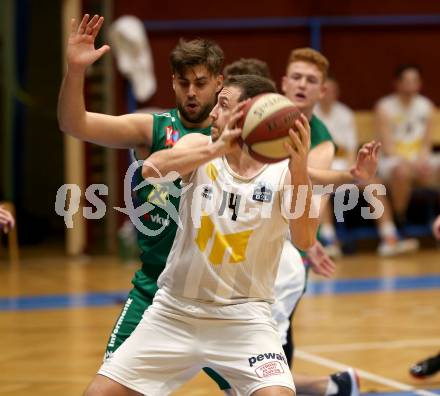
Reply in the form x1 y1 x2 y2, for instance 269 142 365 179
314 102 357 158
378 94 433 160
157 155 290 305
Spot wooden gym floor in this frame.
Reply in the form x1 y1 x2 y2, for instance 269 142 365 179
0 247 439 396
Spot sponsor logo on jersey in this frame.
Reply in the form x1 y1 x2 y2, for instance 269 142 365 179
147 184 170 208
255 361 285 378
143 213 170 227
165 126 181 146
252 182 273 203
201 185 213 200
248 352 287 368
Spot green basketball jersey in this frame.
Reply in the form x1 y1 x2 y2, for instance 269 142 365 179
131 108 210 296
310 114 333 149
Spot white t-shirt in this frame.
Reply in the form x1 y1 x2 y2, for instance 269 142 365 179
376 94 434 160
314 102 357 159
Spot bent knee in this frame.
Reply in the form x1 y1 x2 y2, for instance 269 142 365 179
83 375 131 396
251 385 295 396
391 163 413 181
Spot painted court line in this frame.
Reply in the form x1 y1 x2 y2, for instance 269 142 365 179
301 338 440 353
295 349 439 396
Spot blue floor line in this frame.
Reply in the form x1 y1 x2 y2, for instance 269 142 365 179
306 274 440 296
1 274 439 311
362 390 440 396
0 291 128 311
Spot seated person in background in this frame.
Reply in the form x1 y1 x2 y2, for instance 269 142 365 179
409 216 440 378
375 64 440 228
0 206 15 233
315 76 418 257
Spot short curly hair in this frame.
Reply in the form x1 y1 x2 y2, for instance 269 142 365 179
286 47 329 80
170 38 224 76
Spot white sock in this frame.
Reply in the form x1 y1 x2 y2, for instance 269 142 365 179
378 221 398 241
325 377 339 395
320 223 337 241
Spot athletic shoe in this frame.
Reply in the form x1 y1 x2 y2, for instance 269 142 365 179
330 368 360 396
377 238 419 257
409 353 440 378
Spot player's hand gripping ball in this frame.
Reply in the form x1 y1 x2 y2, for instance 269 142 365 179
238 93 301 163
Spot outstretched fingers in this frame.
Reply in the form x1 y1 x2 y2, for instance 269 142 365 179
91 15 105 38
70 18 78 35
295 114 310 149
77 14 90 34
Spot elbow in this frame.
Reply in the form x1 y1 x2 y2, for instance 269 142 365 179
142 161 156 179
290 220 318 251
293 234 317 251
142 156 164 179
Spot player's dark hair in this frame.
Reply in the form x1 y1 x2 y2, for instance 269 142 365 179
170 38 224 76
224 74 277 101
223 58 272 80
394 64 422 79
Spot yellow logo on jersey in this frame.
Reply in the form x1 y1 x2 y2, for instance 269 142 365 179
195 214 252 265
206 163 219 182
147 184 169 208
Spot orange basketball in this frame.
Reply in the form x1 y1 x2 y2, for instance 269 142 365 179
238 93 301 163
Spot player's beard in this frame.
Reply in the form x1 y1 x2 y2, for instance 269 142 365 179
177 98 216 125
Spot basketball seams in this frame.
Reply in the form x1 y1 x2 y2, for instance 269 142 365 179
244 107 300 146
241 94 294 140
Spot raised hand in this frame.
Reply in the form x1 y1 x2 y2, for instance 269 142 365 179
67 14 110 73
350 140 381 182
306 240 336 278
284 114 311 175
214 100 248 155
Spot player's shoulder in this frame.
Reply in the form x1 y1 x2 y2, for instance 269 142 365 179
152 108 176 120
310 113 330 133
415 94 435 111
376 94 395 109
335 101 354 117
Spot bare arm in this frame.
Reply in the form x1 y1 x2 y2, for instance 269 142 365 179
142 133 214 180
143 103 244 180
419 111 434 160
308 141 380 187
375 103 394 156
308 140 335 170
284 116 319 251
58 14 152 150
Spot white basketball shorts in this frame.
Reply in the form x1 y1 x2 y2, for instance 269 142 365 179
272 239 306 345
98 289 295 396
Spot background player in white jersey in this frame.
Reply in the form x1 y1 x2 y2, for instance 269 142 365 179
316 76 418 257
84 74 318 396
375 64 440 226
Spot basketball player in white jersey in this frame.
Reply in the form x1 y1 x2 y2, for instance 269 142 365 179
316 76 418 258
84 74 318 396
375 64 440 225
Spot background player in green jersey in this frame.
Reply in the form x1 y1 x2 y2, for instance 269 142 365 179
57 13 232 387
